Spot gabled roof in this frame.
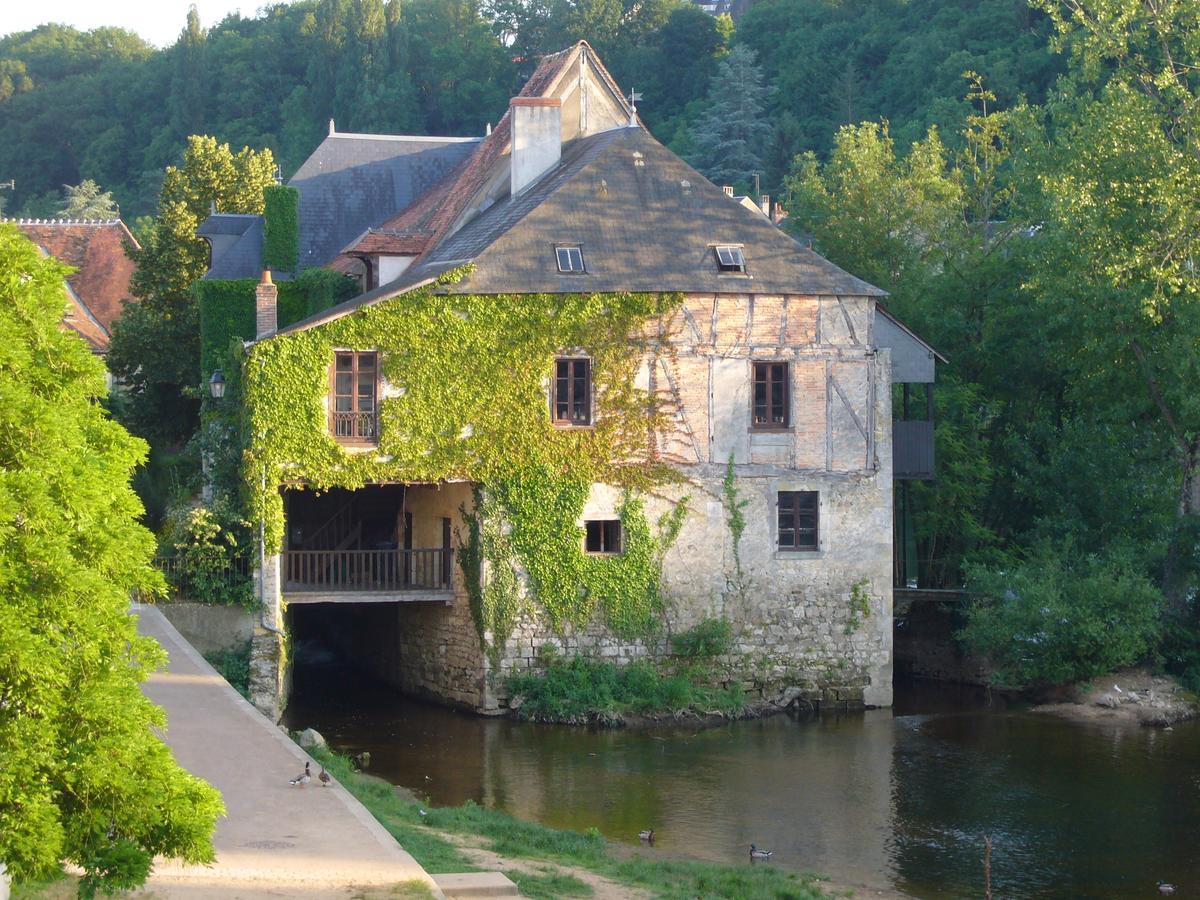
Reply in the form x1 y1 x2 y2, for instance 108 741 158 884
288 130 481 270
7 218 138 352
332 42 633 272
275 128 885 337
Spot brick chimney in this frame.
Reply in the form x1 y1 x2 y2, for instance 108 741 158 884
255 270 277 340
511 97 562 197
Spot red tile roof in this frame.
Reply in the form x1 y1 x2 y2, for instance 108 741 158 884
333 42 631 270
9 218 139 352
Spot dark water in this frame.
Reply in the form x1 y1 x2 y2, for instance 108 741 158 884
284 657 1200 898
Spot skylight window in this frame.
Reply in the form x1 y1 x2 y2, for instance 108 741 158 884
556 245 585 273
715 245 746 273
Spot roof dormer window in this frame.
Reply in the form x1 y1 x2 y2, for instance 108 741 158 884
715 245 746 273
556 245 585 273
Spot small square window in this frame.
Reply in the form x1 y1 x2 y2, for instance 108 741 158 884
778 491 819 551
715 245 746 273
585 520 622 554
556 245 585 273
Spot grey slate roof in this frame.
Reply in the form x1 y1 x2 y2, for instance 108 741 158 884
289 132 481 270
198 214 263 280
275 126 886 336
431 127 884 296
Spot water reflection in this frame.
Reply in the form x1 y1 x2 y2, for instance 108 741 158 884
285 659 1200 898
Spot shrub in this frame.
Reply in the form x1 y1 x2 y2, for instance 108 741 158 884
958 545 1163 688
204 640 252 698
161 501 253 607
670 617 734 657
506 655 744 724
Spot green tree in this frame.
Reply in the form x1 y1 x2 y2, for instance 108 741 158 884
1029 0 1200 608
58 179 119 218
688 45 773 189
0 224 223 893
108 135 276 444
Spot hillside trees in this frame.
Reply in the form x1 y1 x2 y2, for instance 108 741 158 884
688 45 772 189
0 224 222 892
108 136 277 443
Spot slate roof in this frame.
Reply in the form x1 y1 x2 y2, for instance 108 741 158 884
275 126 883 336
198 213 263 280
289 132 481 269
8 218 139 352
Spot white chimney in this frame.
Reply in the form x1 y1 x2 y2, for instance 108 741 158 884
255 270 277 340
723 185 735 197
760 194 770 216
510 97 562 197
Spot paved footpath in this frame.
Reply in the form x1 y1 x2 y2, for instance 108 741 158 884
130 603 445 899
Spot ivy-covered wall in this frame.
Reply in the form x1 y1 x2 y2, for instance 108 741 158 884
262 184 299 272
197 270 357 375
241 270 687 651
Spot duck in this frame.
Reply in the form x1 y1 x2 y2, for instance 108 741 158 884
750 844 772 860
1158 883 1176 896
289 761 311 787
318 765 331 787
638 830 655 843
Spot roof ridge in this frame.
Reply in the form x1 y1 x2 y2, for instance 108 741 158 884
3 217 124 225
325 131 483 144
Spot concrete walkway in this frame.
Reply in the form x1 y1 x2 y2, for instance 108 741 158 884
130 603 444 899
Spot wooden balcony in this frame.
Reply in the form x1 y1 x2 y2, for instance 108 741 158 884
283 548 454 604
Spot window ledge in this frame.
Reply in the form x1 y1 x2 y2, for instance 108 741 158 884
775 549 823 560
553 422 595 430
750 426 794 434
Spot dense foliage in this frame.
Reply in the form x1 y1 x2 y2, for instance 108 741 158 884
0 225 222 891
959 547 1163 688
108 136 277 443
0 0 1065 218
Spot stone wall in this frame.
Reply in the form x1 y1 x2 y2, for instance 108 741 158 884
158 602 255 655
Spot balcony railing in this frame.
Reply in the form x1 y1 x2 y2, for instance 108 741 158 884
283 548 453 593
331 410 379 443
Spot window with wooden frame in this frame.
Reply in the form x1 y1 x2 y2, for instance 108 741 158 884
331 351 379 443
752 361 789 428
553 357 592 426
585 520 622 554
777 491 819 551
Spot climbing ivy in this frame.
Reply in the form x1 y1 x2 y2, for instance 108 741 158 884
722 453 750 592
262 184 299 272
240 269 687 645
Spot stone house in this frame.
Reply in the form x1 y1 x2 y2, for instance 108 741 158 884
204 42 939 720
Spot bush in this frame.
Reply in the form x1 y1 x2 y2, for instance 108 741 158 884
958 545 1163 688
670 617 734 657
506 656 745 724
160 501 253 607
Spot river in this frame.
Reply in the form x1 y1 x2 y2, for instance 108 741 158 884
284 656 1200 898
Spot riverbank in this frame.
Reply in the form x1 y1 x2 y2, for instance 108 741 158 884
308 746 839 900
1034 669 1199 727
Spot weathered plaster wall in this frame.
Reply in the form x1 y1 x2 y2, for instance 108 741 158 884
159 602 254 654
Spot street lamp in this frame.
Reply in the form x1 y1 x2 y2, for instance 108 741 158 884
208 369 226 400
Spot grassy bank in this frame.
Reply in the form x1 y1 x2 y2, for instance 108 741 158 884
309 746 832 899
203 639 251 699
